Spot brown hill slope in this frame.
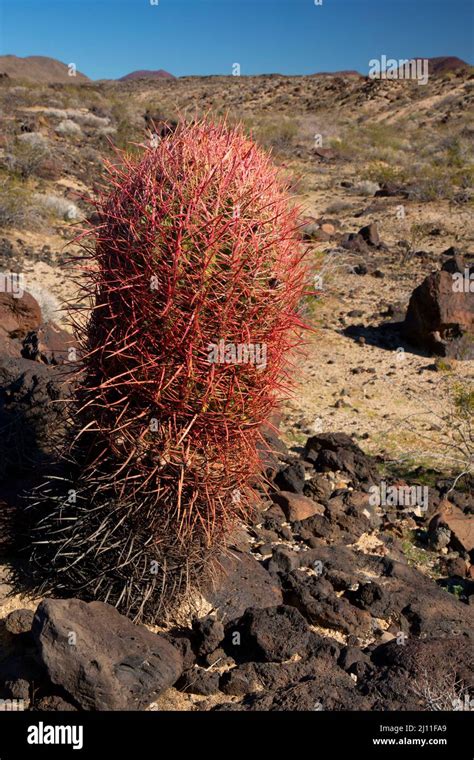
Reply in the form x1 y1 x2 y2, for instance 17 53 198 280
0 55 89 83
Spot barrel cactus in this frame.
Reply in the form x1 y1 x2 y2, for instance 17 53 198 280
29 118 310 620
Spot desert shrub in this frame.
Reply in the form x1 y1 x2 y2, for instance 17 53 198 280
412 668 473 711
33 193 81 221
3 135 52 179
55 119 82 136
0 177 46 229
363 161 407 186
251 117 298 153
392 381 473 491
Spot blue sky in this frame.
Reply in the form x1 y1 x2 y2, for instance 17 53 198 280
0 0 472 79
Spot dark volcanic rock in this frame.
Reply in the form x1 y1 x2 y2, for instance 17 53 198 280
21 323 76 365
270 491 324 522
380 557 474 637
32 598 183 710
358 223 380 247
192 616 225 658
204 550 282 622
35 695 78 711
220 653 336 696
283 569 372 637
225 605 311 663
338 646 372 678
274 460 305 493
0 357 68 477
304 432 379 484
221 657 370 711
361 636 473 710
345 581 392 618
257 425 289 479
178 667 220 696
4 608 34 635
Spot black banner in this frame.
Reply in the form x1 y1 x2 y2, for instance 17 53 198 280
0 710 472 758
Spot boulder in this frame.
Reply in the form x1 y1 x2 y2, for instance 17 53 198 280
220 657 370 711
428 500 474 554
403 262 474 359
32 598 183 710
177 667 220 696
220 653 336 696
0 291 41 338
225 605 311 663
204 550 282 622
380 557 474 637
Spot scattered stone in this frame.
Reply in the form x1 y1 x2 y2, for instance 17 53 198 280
3 677 30 704
35 695 78 711
375 182 408 198
4 609 34 636
441 556 468 578
304 432 379 484
178 667 220 696
21 323 76 365
283 569 372 637
314 147 336 161
267 545 302 574
270 491 325 522
358 223 380 247
363 636 473 711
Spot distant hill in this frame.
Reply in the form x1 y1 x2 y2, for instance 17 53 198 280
392 56 471 78
311 70 362 78
0 55 90 82
119 69 176 81
424 56 471 76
